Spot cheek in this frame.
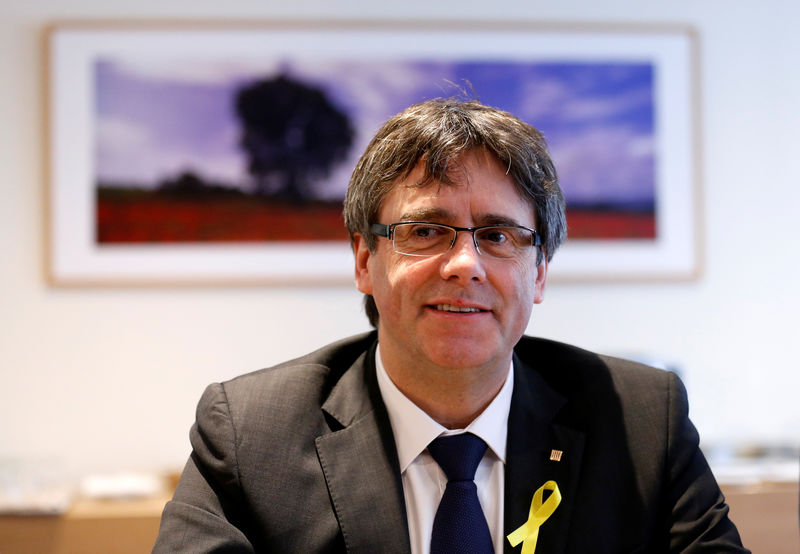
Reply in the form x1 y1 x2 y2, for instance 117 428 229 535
375 258 441 317
498 260 540 310
506 259 537 290
368 255 411 304
383 255 432 285
365 256 389 300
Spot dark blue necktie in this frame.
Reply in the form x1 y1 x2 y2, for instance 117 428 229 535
428 433 494 553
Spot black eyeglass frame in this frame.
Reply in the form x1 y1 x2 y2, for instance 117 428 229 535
370 221 542 258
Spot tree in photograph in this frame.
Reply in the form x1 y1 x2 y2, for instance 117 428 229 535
235 75 354 202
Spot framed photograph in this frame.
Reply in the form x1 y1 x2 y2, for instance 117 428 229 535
46 21 699 285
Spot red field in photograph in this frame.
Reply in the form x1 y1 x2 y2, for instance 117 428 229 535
96 190 349 243
97 190 656 244
566 208 656 240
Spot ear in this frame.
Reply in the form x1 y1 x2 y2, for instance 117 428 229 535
533 257 548 304
353 233 374 295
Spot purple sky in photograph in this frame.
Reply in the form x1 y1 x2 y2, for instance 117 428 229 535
95 57 655 208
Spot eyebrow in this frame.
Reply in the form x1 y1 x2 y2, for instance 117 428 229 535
399 207 450 222
398 208 528 228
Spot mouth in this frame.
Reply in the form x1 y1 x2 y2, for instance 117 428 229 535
432 303 487 313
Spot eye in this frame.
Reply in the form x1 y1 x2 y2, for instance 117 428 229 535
481 227 510 244
409 224 447 240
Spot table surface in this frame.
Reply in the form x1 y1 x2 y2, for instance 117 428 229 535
722 481 799 554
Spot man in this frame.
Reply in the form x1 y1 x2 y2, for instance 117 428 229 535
154 99 747 552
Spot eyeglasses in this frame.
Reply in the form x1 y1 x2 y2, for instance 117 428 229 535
370 221 541 259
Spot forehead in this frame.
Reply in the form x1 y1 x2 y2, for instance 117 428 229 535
378 150 536 226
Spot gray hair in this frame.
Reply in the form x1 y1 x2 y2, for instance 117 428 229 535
343 98 566 327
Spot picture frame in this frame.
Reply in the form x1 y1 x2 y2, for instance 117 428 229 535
46 21 700 285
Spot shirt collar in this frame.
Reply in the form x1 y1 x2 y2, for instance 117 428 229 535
375 344 514 473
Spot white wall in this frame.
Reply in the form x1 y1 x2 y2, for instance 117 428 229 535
2 1 798 477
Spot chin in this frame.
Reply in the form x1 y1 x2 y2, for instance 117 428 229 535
424 340 503 370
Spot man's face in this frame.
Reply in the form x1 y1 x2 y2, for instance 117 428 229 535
353 149 547 374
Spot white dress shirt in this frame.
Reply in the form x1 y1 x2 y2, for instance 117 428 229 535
375 345 514 554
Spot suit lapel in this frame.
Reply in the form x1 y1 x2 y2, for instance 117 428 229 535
315 345 411 554
504 355 585 554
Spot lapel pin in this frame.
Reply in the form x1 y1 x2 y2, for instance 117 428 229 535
549 449 563 462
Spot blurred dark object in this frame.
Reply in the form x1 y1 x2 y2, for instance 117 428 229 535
235 74 354 202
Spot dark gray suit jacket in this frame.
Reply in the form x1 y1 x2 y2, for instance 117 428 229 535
153 332 747 553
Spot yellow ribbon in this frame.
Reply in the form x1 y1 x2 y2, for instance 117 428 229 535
507 480 562 554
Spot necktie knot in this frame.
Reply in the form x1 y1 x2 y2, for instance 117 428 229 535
428 433 487 483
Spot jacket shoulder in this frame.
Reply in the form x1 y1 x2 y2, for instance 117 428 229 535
515 335 673 390
197 332 376 437
513 335 677 428
222 331 377 395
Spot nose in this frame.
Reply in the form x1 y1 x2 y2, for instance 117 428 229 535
438 230 487 283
